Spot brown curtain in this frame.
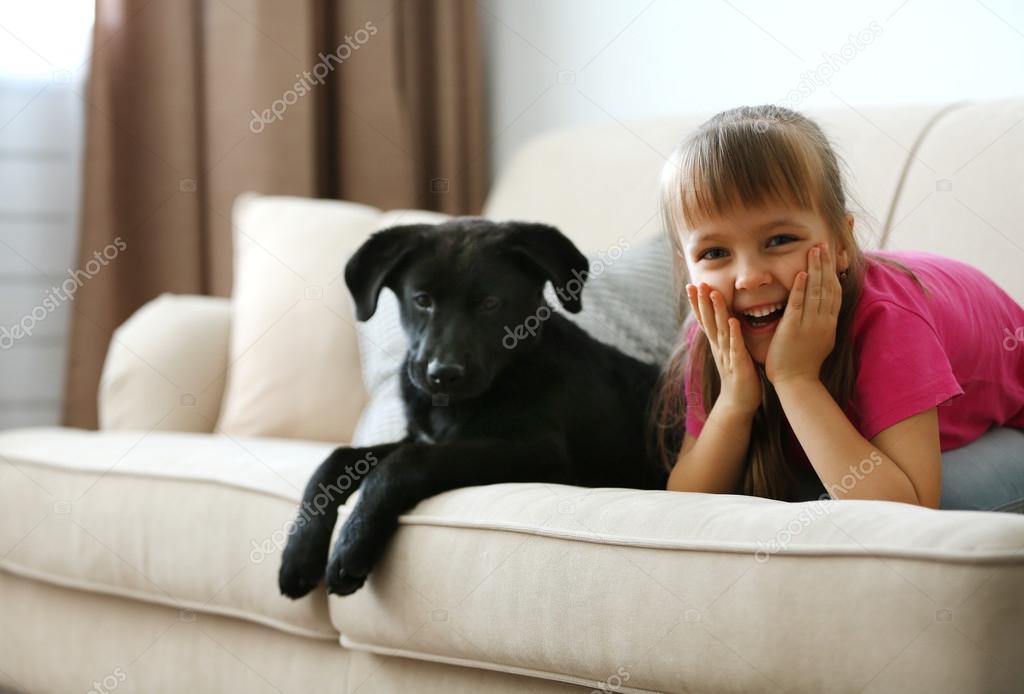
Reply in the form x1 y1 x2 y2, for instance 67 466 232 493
63 0 488 429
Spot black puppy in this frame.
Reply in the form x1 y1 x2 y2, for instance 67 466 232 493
279 218 667 598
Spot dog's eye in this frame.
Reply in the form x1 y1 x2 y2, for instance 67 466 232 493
413 293 433 309
479 296 502 312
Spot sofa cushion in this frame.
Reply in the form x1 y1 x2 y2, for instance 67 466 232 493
329 483 1024 693
4 427 1023 691
551 232 680 366
482 104 951 256
217 193 383 443
99 293 232 433
883 98 1024 302
0 571 585 694
0 427 339 641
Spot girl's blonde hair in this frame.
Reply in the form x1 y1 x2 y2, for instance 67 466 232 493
652 104 927 501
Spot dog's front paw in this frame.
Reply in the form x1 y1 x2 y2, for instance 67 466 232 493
278 556 324 599
325 544 371 596
278 531 330 599
278 555 324 599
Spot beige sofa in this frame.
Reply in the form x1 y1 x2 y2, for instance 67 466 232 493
2 98 1024 693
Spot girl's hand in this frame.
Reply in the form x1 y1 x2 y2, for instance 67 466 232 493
686 282 763 416
765 242 842 386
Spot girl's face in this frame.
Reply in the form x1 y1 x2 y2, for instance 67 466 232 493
681 202 851 364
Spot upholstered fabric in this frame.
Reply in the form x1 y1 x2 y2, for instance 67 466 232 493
352 287 408 447
329 484 1024 693
883 98 1024 302
482 103 955 255
0 569 589 694
0 427 338 641
216 194 382 443
555 233 680 366
0 572 582 694
99 293 232 433
0 571 351 694
3 427 1022 692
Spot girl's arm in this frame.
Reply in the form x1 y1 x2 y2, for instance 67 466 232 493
775 378 942 507
766 243 941 507
667 401 755 494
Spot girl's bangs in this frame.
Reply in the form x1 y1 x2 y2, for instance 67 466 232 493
666 129 824 234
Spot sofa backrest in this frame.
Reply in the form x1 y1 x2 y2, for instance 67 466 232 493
483 98 1024 302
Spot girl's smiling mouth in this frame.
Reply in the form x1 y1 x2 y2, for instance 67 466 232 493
740 304 786 332
737 298 787 332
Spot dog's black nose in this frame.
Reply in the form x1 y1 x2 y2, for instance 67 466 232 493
427 361 465 387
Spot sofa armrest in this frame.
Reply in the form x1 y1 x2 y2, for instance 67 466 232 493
99 293 232 433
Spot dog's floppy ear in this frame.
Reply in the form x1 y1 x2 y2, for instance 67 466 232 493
345 224 428 321
503 222 589 313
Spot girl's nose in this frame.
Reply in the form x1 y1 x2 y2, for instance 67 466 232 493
734 262 771 291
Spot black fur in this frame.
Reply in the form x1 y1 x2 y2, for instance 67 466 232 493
279 218 667 598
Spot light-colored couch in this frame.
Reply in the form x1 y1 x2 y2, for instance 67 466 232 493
2 98 1024 694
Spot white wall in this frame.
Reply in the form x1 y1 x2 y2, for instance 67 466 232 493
481 0 1024 179
0 2 93 429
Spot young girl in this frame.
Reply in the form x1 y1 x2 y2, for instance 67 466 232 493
654 104 1024 510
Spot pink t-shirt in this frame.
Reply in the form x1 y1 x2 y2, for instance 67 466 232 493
683 250 1024 467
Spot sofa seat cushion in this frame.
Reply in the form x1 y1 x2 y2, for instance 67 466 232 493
0 427 339 641
330 483 1024 693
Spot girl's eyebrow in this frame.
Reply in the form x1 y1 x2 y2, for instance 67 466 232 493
691 218 807 243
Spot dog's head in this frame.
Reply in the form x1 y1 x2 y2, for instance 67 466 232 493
345 218 589 402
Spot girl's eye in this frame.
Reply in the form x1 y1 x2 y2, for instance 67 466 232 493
697 235 797 261
767 234 797 247
699 248 727 261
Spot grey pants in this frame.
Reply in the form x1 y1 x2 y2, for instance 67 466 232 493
790 427 1024 512
939 427 1024 513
